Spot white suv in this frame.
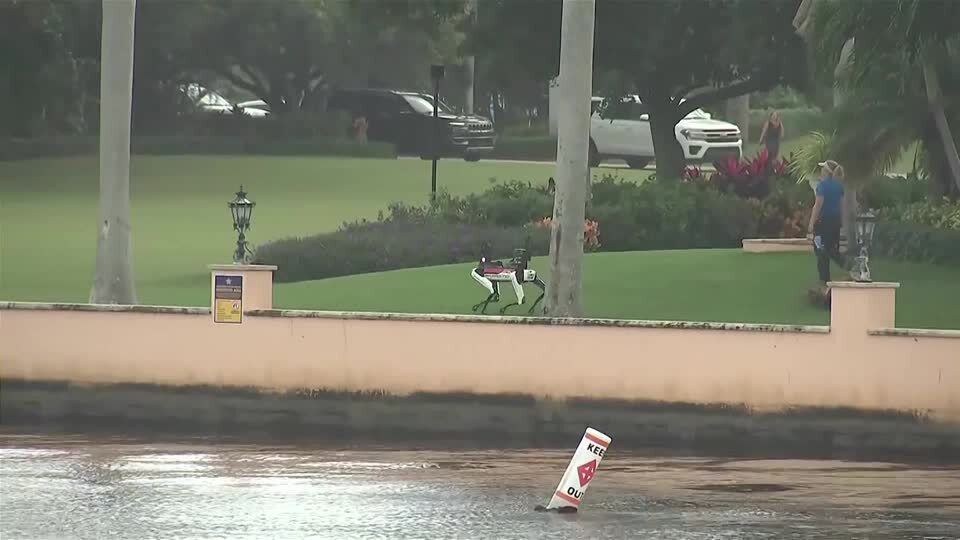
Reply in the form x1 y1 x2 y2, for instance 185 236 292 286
588 95 742 169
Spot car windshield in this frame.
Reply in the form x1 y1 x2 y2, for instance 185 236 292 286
403 94 456 115
684 108 710 119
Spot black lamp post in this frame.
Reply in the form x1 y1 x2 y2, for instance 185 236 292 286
430 64 445 201
228 185 255 264
851 209 877 282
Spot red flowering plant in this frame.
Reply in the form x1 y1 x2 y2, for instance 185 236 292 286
707 149 796 200
530 217 601 251
680 165 708 187
709 152 766 199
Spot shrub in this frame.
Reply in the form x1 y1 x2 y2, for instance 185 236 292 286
682 150 796 200
426 180 555 226
530 217 601 251
677 151 810 238
754 179 814 238
254 203 551 283
860 174 928 210
587 175 759 251
871 221 960 267
877 198 960 230
255 173 825 283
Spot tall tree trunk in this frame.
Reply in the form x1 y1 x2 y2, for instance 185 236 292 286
922 49 960 194
91 0 137 305
648 101 685 182
545 0 595 318
463 56 475 115
725 94 750 146
463 0 477 115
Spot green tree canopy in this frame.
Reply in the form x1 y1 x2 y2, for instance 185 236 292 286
806 0 960 198
469 0 806 179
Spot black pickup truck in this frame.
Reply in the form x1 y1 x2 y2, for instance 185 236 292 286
327 88 496 161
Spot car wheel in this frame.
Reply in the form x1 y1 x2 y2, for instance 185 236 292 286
626 158 651 169
588 139 601 168
464 153 481 162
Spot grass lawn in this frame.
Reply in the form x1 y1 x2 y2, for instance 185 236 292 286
274 249 960 330
3 155 954 329
0 155 647 305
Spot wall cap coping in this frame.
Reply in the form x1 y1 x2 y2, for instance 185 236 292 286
827 281 901 289
0 301 210 315
743 237 848 245
743 238 810 245
246 308 831 333
869 328 960 339
208 264 278 272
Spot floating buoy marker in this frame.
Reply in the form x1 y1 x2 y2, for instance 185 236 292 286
535 427 611 513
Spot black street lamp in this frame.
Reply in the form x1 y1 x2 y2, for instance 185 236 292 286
851 209 877 282
228 185 256 263
430 64 445 201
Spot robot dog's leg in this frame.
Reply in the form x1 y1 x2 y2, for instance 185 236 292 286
479 283 501 314
471 270 500 313
498 273 525 314
527 277 547 315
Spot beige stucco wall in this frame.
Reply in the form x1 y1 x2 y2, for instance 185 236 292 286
2 286 958 419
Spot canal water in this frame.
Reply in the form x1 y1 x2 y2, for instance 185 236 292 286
1 434 958 539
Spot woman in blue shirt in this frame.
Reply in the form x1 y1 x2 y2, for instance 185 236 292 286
808 161 852 284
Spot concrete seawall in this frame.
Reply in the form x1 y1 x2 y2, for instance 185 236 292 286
2 292 959 418
3 379 958 464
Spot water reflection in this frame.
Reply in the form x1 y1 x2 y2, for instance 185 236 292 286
1 435 958 539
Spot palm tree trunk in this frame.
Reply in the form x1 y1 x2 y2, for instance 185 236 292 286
545 0 595 318
91 0 137 305
922 50 960 194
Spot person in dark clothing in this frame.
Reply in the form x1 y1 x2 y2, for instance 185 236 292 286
758 110 784 160
808 161 852 284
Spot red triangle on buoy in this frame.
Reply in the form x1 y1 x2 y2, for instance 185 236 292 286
577 459 597 486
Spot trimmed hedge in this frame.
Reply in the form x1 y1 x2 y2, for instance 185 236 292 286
871 221 960 267
254 173 957 284
255 212 551 283
255 177 790 283
0 136 397 161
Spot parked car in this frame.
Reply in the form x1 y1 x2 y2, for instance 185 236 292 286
589 95 742 168
235 99 271 116
326 88 496 161
179 83 270 118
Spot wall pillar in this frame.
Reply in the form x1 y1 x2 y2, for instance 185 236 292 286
209 264 277 315
828 281 899 334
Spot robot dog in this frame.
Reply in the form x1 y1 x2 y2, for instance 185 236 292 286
470 248 546 315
